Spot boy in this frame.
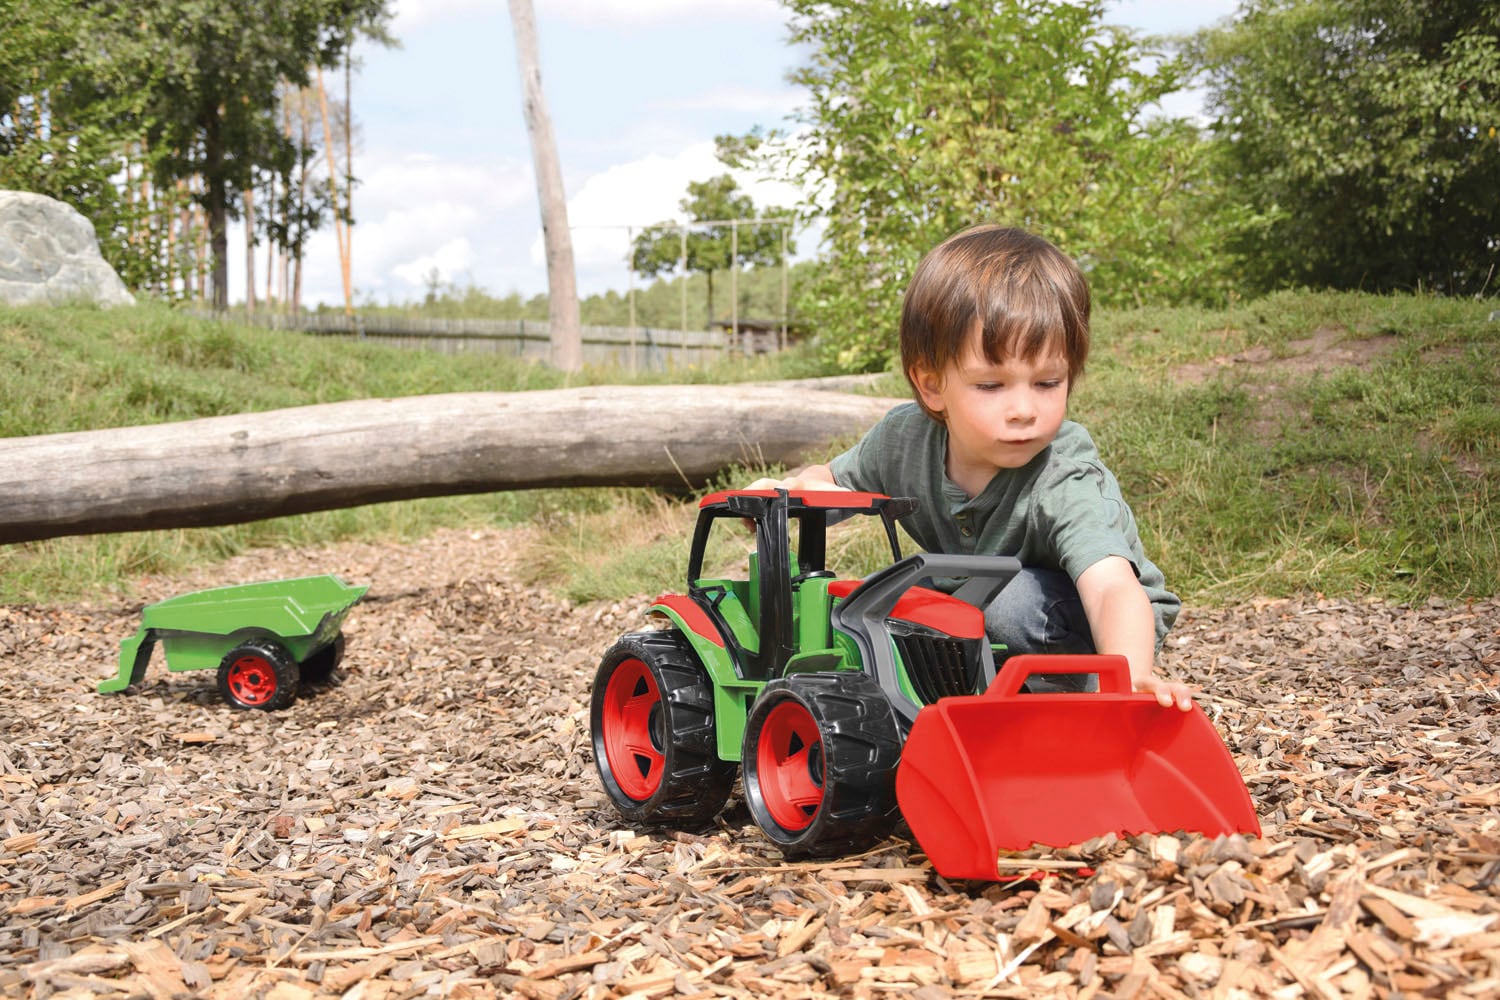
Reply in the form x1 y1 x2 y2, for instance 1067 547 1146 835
752 225 1192 710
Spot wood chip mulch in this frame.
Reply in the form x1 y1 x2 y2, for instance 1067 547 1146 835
1 528 1496 999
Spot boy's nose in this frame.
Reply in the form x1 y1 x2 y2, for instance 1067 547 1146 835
1005 392 1036 423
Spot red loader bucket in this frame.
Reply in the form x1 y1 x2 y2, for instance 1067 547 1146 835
896 654 1260 881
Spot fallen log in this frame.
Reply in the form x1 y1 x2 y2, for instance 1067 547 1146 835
0 386 901 544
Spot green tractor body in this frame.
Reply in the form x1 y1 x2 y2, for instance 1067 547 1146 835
646 490 1014 759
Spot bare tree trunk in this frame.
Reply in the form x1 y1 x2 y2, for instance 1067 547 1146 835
204 109 230 311
344 51 353 309
244 180 257 315
138 143 152 286
176 181 194 299
316 65 352 316
293 89 311 313
192 173 210 303
265 160 276 306
166 180 180 296
195 202 209 302
124 150 136 248
508 0 582 372
277 95 292 309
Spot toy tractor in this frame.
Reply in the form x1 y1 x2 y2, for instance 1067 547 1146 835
591 490 1260 878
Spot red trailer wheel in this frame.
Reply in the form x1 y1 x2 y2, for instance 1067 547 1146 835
217 639 299 711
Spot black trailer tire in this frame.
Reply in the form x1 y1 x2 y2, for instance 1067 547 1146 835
591 631 736 826
741 672 902 858
299 632 346 684
217 638 300 711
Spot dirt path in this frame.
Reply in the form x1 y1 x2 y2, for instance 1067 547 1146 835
2 528 1496 998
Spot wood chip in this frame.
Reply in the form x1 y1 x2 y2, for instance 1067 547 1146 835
3 530 1497 998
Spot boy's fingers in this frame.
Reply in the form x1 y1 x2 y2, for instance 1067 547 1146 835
1144 679 1196 712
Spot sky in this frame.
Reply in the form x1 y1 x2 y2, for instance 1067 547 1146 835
228 0 1242 309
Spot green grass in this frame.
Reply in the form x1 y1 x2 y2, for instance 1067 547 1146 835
0 302 837 602
1081 292 1499 601
3 292 1497 605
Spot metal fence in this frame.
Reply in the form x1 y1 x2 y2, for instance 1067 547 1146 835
211 311 732 371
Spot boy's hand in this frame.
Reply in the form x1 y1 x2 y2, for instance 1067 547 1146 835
1135 674 1196 712
742 469 849 532
745 476 850 491
746 465 848 492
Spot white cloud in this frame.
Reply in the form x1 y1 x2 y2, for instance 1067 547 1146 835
392 0 780 33
650 84 802 116
1104 0 1241 35
391 237 476 288
533 141 806 295
389 0 492 35
357 204 484 281
547 0 782 26
227 149 536 306
334 152 533 301
337 152 531 301
358 153 532 216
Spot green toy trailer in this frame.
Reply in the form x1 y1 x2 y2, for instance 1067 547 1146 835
102 574 367 710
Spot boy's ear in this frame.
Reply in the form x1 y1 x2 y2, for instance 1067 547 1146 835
908 365 946 415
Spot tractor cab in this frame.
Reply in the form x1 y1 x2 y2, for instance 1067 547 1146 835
686 490 911 681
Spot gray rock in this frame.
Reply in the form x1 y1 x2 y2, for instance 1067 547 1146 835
0 190 134 307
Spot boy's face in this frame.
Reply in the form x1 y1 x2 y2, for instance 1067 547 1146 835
910 331 1070 493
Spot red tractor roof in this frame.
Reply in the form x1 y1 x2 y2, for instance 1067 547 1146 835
698 489 891 511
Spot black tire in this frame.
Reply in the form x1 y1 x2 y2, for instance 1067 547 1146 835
217 638 300 711
590 631 736 826
299 632 346 684
741 672 902 858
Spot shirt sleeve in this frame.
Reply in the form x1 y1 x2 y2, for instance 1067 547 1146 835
1031 464 1140 583
828 411 892 494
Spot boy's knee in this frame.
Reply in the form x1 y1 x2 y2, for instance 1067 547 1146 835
984 568 1098 692
984 568 1093 652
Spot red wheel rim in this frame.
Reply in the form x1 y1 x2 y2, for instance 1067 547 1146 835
226 653 277 706
756 700 825 831
600 658 664 801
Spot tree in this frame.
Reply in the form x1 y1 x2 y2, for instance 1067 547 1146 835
724 0 1213 370
137 2 392 310
630 174 795 329
509 0 583 372
0 2 392 310
0 0 184 292
1192 0 1500 297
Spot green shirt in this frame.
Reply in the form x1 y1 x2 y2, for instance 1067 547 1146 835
829 402 1180 645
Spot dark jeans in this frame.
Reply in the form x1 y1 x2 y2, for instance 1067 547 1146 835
983 567 1099 693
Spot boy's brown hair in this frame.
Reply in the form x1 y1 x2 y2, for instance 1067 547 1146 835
900 225 1090 418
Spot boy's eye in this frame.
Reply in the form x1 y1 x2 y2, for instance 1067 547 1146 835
1037 379 1064 390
